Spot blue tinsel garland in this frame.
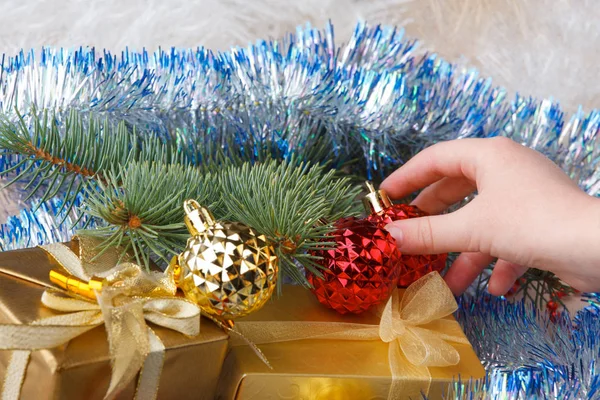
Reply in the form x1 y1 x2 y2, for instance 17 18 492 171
0 22 599 398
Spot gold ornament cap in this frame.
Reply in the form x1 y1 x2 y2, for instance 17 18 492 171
183 199 216 235
362 181 393 214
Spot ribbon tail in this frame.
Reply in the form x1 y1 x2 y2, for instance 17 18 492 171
100 295 149 400
205 314 272 370
134 328 165 400
387 342 401 400
1 351 30 400
227 327 272 370
387 341 431 400
0 323 100 350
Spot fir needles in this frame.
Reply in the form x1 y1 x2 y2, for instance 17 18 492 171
0 108 182 218
77 152 360 285
0 106 362 284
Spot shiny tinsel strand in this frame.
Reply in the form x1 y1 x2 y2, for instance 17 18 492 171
456 295 600 399
0 194 95 251
583 293 600 314
2 22 598 185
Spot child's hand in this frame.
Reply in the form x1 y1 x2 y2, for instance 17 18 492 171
381 137 600 295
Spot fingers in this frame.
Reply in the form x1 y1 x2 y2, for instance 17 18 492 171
444 252 495 295
380 139 483 199
444 255 528 296
411 177 476 215
385 208 476 254
488 260 528 296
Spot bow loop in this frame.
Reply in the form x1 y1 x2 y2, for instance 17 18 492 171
103 263 178 298
42 236 128 281
41 289 100 312
379 272 468 368
398 327 461 366
142 298 201 336
399 272 458 325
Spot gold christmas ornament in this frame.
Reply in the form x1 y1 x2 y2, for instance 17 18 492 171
170 199 278 320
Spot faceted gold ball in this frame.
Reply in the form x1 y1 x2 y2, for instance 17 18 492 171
178 220 278 320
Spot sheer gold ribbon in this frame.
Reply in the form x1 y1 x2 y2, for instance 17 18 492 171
231 272 468 399
0 238 201 400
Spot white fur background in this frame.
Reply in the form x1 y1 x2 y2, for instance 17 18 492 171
0 0 598 113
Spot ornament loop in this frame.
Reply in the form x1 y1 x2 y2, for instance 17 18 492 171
183 199 216 235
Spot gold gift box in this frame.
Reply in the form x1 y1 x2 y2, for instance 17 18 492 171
0 244 229 400
216 285 485 400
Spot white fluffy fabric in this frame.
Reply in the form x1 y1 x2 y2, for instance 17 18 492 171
0 0 597 112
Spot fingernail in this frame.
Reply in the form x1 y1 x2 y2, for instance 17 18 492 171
384 223 403 246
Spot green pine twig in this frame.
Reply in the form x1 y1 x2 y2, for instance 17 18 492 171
80 158 362 287
474 264 575 310
0 108 185 216
218 159 362 286
1 108 364 286
81 161 221 266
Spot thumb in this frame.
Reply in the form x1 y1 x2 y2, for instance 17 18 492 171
384 211 474 255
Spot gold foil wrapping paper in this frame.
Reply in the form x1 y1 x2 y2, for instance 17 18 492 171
0 244 229 400
216 285 485 400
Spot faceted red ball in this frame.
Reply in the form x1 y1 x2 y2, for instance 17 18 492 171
367 204 448 287
306 217 401 314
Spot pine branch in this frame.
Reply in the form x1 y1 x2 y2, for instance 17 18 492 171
513 269 576 310
80 161 221 267
474 265 575 310
182 125 350 174
1 107 362 280
80 158 362 286
0 108 184 216
218 159 362 286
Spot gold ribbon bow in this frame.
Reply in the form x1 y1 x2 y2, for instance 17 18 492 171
379 272 470 398
232 272 469 399
0 238 201 400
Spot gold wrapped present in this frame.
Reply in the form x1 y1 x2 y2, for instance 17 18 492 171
216 273 486 400
0 242 229 400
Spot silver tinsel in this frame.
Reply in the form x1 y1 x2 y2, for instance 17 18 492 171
1 22 599 398
455 295 600 399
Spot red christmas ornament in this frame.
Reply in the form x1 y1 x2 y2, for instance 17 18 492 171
306 216 401 314
363 182 448 287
